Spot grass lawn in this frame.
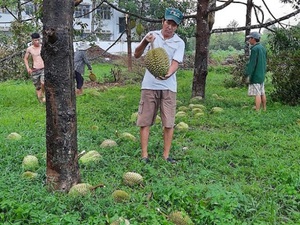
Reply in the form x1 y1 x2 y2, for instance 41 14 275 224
0 65 300 224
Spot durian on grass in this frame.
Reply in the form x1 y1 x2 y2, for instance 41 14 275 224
144 47 169 78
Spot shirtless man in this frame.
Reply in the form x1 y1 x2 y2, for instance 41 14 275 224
24 33 45 103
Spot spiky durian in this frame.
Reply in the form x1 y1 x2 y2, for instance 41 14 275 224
22 155 39 171
112 190 130 203
89 71 97 81
110 217 130 225
100 139 118 148
136 23 144 36
169 211 194 225
22 171 38 179
144 47 169 78
7 132 22 140
123 172 143 186
68 183 93 197
79 150 102 165
175 122 189 131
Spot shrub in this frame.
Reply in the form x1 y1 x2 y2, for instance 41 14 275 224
223 54 248 88
268 27 300 105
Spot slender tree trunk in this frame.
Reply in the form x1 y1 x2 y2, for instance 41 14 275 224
245 0 253 56
42 0 80 192
192 0 213 98
126 15 132 72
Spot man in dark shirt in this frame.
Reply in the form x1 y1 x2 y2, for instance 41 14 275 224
245 31 267 111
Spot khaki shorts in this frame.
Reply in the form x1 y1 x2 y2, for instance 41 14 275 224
31 69 45 90
248 83 265 96
137 89 176 128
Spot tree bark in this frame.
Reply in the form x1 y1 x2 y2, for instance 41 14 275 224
245 0 253 56
192 0 214 98
42 0 80 192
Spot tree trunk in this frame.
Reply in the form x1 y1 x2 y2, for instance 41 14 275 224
245 0 253 56
126 16 132 72
42 0 80 192
192 0 213 98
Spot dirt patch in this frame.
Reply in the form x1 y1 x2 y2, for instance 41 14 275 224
86 45 121 61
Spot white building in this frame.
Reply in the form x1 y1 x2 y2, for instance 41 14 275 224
0 0 139 54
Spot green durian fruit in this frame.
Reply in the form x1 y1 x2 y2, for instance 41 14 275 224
110 217 130 225
22 171 38 179
116 131 137 142
89 71 97 81
129 20 136 29
175 122 189 131
192 108 203 114
7 132 22 140
211 107 224 113
178 106 189 111
79 150 102 165
176 111 187 117
169 211 194 225
112 190 130 203
22 155 39 171
130 112 138 122
100 139 118 148
123 172 143 186
144 47 169 78
68 183 93 197
136 23 144 36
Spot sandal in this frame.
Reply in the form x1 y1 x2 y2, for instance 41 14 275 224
165 157 177 164
141 157 150 164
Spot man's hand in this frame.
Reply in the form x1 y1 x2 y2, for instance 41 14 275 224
27 68 32 75
156 74 171 80
145 33 155 43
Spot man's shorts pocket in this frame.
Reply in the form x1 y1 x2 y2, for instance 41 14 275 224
138 101 144 114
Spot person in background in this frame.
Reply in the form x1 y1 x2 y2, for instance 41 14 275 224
134 8 185 164
74 42 92 95
245 31 267 111
24 32 45 103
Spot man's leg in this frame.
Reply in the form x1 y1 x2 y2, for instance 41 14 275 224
255 95 261 111
261 94 267 111
75 71 84 95
140 126 150 158
163 127 174 159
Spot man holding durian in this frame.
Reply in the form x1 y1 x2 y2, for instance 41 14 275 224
134 7 185 164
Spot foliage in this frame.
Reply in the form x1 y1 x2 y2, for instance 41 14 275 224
268 26 300 105
209 32 245 51
1 68 300 224
223 54 248 88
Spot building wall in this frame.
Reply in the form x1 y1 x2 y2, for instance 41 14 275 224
0 0 126 41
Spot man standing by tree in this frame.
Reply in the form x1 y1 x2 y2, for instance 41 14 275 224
134 8 185 164
24 33 45 103
245 31 267 111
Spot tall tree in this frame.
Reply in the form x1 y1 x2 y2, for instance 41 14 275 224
42 0 80 192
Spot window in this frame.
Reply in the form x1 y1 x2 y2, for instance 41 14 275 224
119 17 125 33
96 5 111 20
75 4 90 18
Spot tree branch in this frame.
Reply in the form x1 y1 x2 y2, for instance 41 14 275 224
211 9 300 33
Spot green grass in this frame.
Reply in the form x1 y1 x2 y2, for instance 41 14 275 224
1 66 300 224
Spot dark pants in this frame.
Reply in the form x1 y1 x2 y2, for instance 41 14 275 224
75 70 84 89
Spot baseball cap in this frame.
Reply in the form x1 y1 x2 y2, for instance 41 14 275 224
164 8 183 25
246 31 261 39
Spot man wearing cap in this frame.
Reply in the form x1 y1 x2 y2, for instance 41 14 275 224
134 8 185 163
24 32 45 103
245 31 267 111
